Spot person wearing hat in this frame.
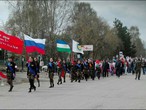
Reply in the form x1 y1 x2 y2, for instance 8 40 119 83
6 57 16 92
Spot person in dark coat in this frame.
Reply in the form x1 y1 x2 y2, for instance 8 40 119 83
102 60 109 77
26 56 37 93
66 59 71 75
62 60 67 83
115 59 123 78
6 57 16 92
89 60 95 80
135 58 142 80
95 64 101 80
34 57 40 87
57 58 63 85
76 60 82 83
70 61 77 82
131 59 136 75
142 59 146 75
83 59 89 81
48 58 55 88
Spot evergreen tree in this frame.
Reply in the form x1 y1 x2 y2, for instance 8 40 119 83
113 18 136 57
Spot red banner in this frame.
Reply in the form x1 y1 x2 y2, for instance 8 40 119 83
0 31 24 54
0 72 7 79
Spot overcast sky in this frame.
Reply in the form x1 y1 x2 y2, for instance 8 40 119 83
83 0 146 42
0 1 146 42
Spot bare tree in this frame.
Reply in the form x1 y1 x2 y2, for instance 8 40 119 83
6 0 74 58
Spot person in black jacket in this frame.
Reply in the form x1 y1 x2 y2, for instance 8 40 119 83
95 64 101 80
135 58 142 80
131 59 136 75
83 59 89 81
76 60 82 83
57 58 63 85
26 56 37 93
62 60 67 83
142 59 146 75
70 61 77 82
48 58 55 88
34 57 40 87
115 59 123 78
102 60 109 77
89 60 95 80
6 57 16 92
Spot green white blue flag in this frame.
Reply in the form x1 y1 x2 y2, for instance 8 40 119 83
56 40 71 53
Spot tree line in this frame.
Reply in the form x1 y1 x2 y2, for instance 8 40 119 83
5 0 146 60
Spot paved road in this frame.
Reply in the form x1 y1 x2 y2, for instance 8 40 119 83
0 73 146 109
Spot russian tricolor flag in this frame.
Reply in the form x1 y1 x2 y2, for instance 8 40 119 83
24 34 46 55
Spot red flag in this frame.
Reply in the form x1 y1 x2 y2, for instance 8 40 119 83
61 70 65 77
0 72 7 79
0 31 24 54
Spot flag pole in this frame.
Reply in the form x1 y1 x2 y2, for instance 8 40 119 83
22 33 29 61
71 39 74 63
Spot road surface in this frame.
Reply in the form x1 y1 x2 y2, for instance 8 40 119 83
0 73 146 109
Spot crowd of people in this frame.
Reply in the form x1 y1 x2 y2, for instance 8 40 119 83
5 56 146 92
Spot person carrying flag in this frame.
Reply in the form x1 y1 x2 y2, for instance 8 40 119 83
48 58 55 88
26 56 37 93
6 57 16 92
